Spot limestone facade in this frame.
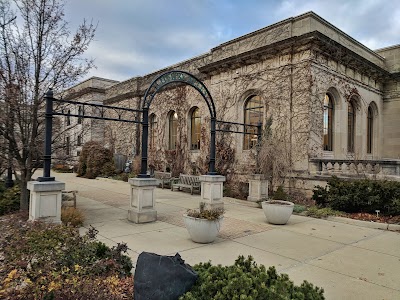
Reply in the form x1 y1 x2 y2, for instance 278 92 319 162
61 12 400 194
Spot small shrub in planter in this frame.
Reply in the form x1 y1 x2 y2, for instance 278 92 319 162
180 255 325 299
186 202 225 220
184 203 224 243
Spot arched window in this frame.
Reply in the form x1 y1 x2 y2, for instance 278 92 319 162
244 95 263 150
323 94 334 151
190 107 201 150
347 101 356 153
169 111 178 150
367 106 373 154
149 114 157 150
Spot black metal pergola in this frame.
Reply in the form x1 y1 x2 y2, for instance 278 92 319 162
38 70 262 182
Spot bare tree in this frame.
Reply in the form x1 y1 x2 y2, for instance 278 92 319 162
0 0 95 210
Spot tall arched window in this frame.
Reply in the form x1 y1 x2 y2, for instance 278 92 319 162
190 107 201 150
169 111 178 150
149 114 157 150
244 95 263 150
347 101 356 153
323 94 334 151
367 106 373 154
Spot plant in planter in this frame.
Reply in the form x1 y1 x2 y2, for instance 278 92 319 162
183 202 224 243
262 186 294 225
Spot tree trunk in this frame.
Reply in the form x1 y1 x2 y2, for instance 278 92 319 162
19 169 31 211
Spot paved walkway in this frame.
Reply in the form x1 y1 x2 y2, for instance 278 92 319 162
52 172 400 300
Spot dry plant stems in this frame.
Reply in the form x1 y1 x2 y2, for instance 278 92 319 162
267 200 292 205
186 202 224 220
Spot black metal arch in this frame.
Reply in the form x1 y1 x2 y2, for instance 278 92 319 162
142 70 216 118
139 70 217 177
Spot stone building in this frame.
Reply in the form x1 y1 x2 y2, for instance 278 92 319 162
61 11 400 195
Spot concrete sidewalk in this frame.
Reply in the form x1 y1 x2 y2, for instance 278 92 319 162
53 172 400 300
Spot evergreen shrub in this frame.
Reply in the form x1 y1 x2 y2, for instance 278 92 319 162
272 186 289 200
313 176 400 214
0 183 21 216
180 255 324 300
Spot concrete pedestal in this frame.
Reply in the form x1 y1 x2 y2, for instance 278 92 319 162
247 174 268 202
128 177 157 223
28 181 65 224
199 175 225 209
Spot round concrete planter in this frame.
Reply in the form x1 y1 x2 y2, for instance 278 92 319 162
261 200 294 225
183 214 223 243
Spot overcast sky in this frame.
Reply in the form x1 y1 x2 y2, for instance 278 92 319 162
64 0 400 82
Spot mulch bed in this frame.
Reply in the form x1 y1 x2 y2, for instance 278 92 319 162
346 212 400 224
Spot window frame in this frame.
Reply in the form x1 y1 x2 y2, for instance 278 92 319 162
323 93 334 151
347 100 356 153
168 111 178 150
367 106 373 154
243 95 263 150
190 107 201 150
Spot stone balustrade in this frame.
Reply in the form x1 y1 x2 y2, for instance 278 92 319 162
309 158 400 178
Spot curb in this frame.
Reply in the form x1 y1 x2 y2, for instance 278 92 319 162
327 216 400 231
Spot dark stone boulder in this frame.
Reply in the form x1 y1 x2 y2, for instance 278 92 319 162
134 252 198 300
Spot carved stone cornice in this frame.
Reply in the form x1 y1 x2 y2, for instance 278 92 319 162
63 87 105 100
199 31 392 82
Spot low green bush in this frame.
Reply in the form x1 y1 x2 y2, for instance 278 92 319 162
180 255 324 300
0 183 21 216
306 206 345 218
293 204 307 214
313 176 400 215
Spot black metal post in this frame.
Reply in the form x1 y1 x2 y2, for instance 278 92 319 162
138 107 149 178
38 89 55 182
208 117 217 175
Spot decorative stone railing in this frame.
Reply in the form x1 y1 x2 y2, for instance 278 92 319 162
309 158 400 178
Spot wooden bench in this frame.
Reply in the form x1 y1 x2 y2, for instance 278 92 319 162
171 174 201 195
154 171 172 189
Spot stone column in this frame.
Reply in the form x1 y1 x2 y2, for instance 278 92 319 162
28 181 65 224
128 177 157 223
199 175 225 209
247 174 268 202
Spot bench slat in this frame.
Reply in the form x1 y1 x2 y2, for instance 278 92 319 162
172 174 201 195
